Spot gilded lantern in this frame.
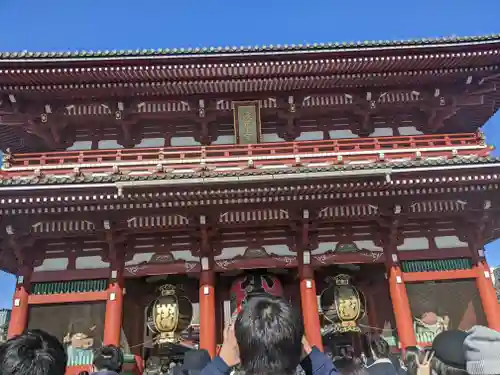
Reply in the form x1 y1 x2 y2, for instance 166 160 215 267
146 284 193 344
320 274 365 333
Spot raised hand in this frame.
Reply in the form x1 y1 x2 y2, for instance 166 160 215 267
219 324 240 367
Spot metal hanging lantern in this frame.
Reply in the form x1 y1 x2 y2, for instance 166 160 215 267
230 273 284 318
320 274 365 333
146 284 193 344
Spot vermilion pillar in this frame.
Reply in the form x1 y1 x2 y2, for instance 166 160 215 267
103 271 124 346
475 261 500 331
8 271 31 338
199 270 216 357
387 265 417 348
299 265 323 351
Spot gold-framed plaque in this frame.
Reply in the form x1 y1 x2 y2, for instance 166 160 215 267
232 101 262 144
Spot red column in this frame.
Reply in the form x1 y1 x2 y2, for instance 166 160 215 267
475 261 500 331
103 273 124 346
387 265 417 348
299 265 323 351
8 271 31 338
199 270 216 358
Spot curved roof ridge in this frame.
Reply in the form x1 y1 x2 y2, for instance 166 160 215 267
1 33 500 60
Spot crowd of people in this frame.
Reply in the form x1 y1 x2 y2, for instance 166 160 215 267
0 295 498 375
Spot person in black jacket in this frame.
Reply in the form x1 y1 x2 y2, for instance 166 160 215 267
365 336 403 375
200 294 338 375
91 345 124 375
176 350 211 375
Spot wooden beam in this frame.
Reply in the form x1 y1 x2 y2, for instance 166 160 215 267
397 248 471 261
31 268 109 283
402 269 477 282
0 82 491 145
28 290 108 304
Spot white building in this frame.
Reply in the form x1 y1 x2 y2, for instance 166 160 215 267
491 267 500 302
0 309 10 343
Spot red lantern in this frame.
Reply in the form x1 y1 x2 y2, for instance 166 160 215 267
230 273 284 318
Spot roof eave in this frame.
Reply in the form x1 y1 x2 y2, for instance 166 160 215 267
1 158 500 190
2 38 500 64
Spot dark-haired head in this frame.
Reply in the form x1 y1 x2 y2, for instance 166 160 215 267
235 294 304 375
430 330 468 375
93 345 124 373
0 329 67 375
430 358 468 375
368 335 390 359
333 358 368 375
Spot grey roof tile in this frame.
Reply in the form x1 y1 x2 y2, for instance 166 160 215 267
1 156 499 187
1 34 499 60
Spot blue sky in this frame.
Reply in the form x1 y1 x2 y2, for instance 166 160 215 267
0 0 499 308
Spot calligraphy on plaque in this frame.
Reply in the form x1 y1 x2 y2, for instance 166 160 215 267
233 101 262 144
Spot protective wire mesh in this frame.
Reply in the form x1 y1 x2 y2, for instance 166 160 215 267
406 279 486 343
28 302 106 365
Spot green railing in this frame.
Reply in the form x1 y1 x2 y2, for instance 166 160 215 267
401 258 472 273
67 351 136 366
384 331 436 347
31 279 107 295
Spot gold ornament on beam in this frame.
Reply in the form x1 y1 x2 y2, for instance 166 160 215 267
320 274 365 333
146 284 193 345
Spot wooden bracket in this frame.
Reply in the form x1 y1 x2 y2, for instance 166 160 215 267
457 204 493 262
102 220 127 268
275 109 298 141
1 225 35 273
301 209 310 250
199 215 210 254
25 118 60 149
419 82 495 132
111 100 140 148
376 205 406 266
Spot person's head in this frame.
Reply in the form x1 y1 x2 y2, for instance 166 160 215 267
464 325 500 375
235 294 303 375
333 358 368 375
0 329 67 375
368 335 390 359
430 330 468 375
93 345 124 373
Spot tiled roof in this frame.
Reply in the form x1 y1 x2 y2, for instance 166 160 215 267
1 155 499 187
1 34 499 60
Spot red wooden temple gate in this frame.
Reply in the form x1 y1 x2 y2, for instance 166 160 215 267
1 34 500 373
